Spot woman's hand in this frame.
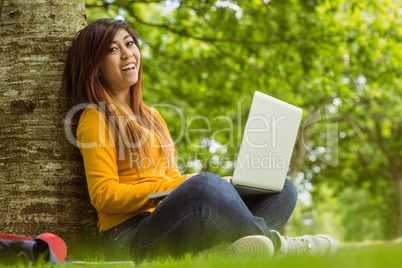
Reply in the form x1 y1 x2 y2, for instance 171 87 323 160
187 173 232 183
187 173 199 180
222 176 232 183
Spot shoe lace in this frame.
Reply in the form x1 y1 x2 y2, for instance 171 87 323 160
284 235 312 255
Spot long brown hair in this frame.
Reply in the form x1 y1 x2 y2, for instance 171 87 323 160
63 18 175 172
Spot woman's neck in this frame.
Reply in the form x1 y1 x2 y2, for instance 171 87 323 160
112 89 134 116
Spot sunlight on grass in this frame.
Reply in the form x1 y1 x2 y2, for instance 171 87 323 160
135 241 402 268
7 241 401 267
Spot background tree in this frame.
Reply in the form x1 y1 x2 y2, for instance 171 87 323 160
0 0 98 255
0 1 399 257
86 0 402 240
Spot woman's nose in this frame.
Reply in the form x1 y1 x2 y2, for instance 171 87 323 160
121 47 133 59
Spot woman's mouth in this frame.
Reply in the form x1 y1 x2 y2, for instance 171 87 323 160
121 63 136 72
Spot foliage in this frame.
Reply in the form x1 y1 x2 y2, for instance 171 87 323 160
84 0 402 240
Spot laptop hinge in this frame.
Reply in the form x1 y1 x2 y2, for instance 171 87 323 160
234 184 278 196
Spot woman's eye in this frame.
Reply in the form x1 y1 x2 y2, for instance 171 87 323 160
109 47 117 53
127 41 134 46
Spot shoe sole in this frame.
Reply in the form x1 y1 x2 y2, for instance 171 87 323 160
225 235 274 258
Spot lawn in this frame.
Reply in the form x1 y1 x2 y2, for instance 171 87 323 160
3 240 401 267
65 240 402 268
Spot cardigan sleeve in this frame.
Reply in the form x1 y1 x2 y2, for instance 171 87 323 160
76 107 187 215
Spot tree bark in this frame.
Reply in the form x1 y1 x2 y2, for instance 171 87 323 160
0 0 98 257
281 128 312 235
396 175 402 237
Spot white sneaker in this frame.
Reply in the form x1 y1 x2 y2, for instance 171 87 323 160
272 230 338 257
225 235 274 258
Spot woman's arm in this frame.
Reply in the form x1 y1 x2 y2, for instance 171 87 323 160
77 108 187 215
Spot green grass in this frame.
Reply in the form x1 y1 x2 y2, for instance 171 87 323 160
4 240 402 267
136 241 402 268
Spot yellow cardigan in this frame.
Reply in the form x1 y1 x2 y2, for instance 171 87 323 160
76 106 188 232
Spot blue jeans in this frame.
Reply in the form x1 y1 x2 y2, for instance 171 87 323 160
102 172 298 261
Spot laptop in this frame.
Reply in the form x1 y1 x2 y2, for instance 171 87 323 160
149 91 303 200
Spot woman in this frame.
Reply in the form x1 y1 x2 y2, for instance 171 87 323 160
63 18 336 261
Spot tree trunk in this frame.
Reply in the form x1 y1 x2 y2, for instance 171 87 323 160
289 126 313 183
397 175 402 237
0 0 99 257
281 128 311 235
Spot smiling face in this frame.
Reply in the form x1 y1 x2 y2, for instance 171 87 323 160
100 29 141 98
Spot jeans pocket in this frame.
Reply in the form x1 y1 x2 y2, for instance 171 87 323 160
103 227 131 260
114 228 133 248
102 215 149 261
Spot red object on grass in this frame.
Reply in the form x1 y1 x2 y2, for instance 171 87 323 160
0 232 67 263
